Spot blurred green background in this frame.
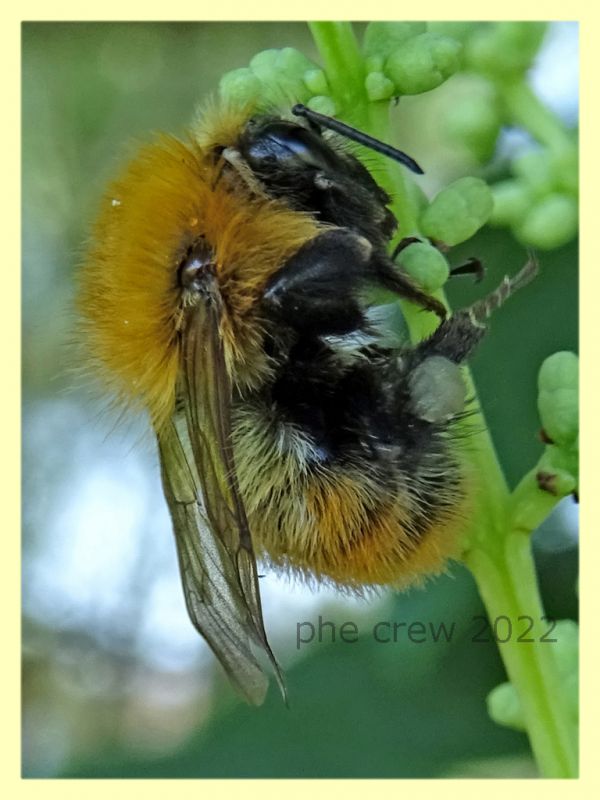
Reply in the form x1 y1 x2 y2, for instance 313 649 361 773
22 22 578 779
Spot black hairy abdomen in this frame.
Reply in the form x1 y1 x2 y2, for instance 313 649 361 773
270 337 442 467
265 333 462 536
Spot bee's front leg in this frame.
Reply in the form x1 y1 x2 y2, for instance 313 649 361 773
261 229 372 336
262 228 446 337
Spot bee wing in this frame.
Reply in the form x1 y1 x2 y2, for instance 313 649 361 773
157 298 285 706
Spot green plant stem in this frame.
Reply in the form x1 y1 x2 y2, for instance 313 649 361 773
500 79 573 153
367 101 421 239
309 21 578 778
308 22 367 125
465 533 578 778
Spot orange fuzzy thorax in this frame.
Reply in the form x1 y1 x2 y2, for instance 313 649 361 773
78 126 321 430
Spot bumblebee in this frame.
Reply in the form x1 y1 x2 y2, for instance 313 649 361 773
79 100 536 704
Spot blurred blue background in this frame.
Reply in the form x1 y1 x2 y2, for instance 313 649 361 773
22 22 578 778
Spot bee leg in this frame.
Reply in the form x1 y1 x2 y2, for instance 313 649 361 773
414 312 486 364
374 239 448 319
449 257 485 283
390 236 421 261
414 256 539 364
375 255 448 319
220 147 271 199
262 228 448 336
262 229 373 336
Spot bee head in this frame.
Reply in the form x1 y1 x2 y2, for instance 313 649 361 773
235 112 398 245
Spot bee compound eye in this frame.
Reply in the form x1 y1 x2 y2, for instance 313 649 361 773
241 120 339 173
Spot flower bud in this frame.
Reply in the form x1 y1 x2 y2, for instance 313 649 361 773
363 22 427 60
385 33 462 95
365 71 396 101
219 67 262 105
489 180 533 227
552 146 579 196
307 95 337 116
248 48 314 102
465 22 547 79
538 352 578 446
303 68 329 96
397 242 450 293
487 682 525 732
420 177 494 246
513 148 556 198
444 86 502 162
539 351 579 394
515 194 578 250
251 47 315 82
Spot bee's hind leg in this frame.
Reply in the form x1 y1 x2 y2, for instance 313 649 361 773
415 256 539 365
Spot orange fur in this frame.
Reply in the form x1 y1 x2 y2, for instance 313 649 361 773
252 463 468 590
232 399 470 590
78 126 322 430
191 99 255 153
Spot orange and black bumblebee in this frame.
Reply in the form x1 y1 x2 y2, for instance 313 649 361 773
79 100 536 704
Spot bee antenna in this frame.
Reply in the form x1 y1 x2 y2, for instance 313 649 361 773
292 103 425 175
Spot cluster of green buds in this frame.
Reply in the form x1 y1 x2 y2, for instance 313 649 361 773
490 147 578 250
509 350 578 536
397 176 493 294
219 23 465 115
361 22 462 98
454 22 577 250
536 351 579 498
219 46 336 115
218 21 576 299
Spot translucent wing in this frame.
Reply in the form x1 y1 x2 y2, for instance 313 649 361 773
157 296 285 705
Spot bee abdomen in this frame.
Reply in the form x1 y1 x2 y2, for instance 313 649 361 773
232 395 468 590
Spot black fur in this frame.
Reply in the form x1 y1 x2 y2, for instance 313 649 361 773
237 115 396 245
237 113 483 521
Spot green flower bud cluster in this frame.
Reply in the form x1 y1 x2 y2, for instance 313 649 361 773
220 24 467 111
487 619 578 731
464 22 548 81
394 177 494 295
536 352 579 495
363 23 462 97
219 47 335 112
218 25 499 296
490 146 578 250
420 177 494 247
436 23 546 160
428 21 578 250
